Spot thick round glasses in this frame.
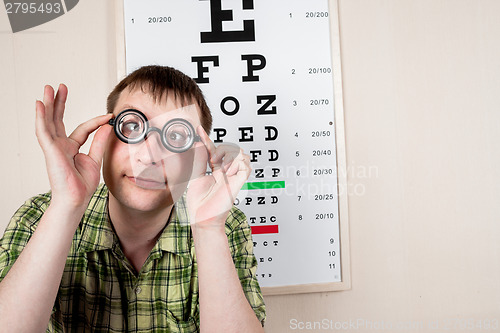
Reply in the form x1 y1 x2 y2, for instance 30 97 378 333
109 109 201 153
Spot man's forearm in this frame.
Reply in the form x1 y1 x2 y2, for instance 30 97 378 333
193 224 264 333
0 203 84 332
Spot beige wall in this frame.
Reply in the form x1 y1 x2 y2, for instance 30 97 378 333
1 1 499 332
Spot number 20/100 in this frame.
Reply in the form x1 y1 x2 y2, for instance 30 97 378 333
309 67 332 74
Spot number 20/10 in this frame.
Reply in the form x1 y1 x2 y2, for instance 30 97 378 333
297 213 335 220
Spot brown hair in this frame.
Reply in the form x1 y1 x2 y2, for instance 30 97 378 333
107 65 212 133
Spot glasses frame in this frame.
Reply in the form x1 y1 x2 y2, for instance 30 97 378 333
108 109 201 153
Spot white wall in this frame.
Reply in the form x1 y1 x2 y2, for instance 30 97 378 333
1 1 499 332
265 1 500 332
0 0 118 223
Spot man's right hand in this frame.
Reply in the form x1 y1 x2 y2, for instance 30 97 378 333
0 85 113 332
35 84 112 211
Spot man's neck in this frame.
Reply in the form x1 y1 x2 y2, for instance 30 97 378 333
107 193 173 273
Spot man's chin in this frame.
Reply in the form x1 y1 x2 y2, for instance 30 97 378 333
123 191 174 212
131 181 189 206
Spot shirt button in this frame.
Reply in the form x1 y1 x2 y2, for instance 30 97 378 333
135 286 142 295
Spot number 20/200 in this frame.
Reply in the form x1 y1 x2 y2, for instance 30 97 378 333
148 16 172 23
306 11 329 18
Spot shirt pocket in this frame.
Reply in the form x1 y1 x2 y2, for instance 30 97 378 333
165 309 199 333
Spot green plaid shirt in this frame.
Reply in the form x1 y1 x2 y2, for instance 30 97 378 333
0 184 266 332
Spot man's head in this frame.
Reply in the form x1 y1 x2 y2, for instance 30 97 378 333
106 65 212 134
103 65 211 214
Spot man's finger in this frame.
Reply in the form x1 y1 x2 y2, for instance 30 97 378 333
216 145 241 171
42 85 55 126
53 84 68 136
88 124 113 166
189 142 210 182
226 153 251 177
197 125 219 169
35 100 52 148
69 114 113 147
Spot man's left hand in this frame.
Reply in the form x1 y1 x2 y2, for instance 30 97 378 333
186 126 251 230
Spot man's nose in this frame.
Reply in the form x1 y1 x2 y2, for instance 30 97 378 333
133 130 169 165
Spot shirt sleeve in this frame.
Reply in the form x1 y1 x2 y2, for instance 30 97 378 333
0 192 51 282
225 206 267 327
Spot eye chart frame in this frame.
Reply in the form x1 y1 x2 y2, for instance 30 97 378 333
114 0 350 295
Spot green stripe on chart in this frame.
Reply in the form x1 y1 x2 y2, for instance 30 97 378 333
241 181 285 190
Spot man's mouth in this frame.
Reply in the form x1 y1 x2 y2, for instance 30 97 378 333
127 176 167 190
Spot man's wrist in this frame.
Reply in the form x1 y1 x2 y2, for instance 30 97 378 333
191 222 225 234
46 200 87 227
191 221 227 243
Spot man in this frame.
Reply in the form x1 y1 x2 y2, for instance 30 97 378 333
0 66 266 332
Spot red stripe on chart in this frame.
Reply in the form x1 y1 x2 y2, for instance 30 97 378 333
251 225 279 235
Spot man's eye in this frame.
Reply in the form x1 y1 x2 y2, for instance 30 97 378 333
168 131 186 141
167 131 189 146
122 121 142 137
165 129 190 148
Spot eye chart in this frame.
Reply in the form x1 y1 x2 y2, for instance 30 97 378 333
119 0 350 294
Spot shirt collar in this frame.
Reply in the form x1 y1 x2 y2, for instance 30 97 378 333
77 184 192 258
77 184 115 252
157 195 193 258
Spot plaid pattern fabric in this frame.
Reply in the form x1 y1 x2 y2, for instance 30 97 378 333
0 184 266 332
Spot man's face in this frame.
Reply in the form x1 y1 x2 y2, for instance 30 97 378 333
103 87 207 213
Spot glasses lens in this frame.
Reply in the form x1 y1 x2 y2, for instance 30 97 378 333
163 120 194 150
118 113 146 140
